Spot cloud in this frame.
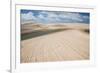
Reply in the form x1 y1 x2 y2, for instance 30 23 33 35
58 13 84 22
21 12 35 20
82 15 89 19
21 12 37 24
21 10 89 24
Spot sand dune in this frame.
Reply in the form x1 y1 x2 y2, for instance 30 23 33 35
21 23 89 63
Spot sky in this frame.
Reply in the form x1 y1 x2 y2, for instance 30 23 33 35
21 9 90 24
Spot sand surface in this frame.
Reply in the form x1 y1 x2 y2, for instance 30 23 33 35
21 24 89 63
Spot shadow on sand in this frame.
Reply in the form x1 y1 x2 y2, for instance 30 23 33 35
21 28 68 40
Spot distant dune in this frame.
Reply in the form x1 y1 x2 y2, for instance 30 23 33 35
21 23 89 34
21 23 89 63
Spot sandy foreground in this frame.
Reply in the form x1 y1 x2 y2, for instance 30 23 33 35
21 23 89 63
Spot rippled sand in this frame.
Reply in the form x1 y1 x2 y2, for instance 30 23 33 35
21 23 89 63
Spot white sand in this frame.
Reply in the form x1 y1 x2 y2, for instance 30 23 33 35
21 24 89 63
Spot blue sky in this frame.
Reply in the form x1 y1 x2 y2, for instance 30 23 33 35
21 9 90 24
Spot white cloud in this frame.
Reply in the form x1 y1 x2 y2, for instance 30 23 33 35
21 12 37 24
36 11 84 23
58 13 83 22
21 10 89 24
82 15 89 19
21 12 35 20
